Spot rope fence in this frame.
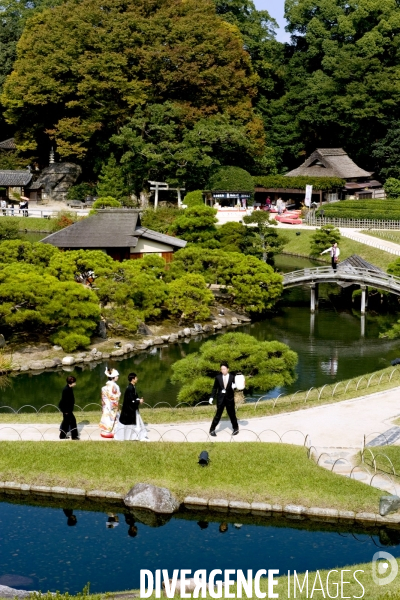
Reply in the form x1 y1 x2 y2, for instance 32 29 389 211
2 366 400 417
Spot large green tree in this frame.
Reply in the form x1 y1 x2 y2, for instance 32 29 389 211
264 0 400 171
2 0 262 168
171 332 298 404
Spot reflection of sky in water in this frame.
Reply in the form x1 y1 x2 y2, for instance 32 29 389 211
1 501 400 594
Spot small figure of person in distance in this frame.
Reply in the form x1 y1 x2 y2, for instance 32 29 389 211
114 372 149 441
209 362 239 437
320 241 340 271
59 375 79 440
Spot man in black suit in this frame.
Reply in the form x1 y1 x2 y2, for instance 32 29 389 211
59 376 79 440
209 362 239 437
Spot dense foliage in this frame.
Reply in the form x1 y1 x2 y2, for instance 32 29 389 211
208 166 254 191
383 179 400 200
183 190 203 207
253 176 345 191
168 246 283 312
168 205 219 248
171 332 298 404
242 211 286 262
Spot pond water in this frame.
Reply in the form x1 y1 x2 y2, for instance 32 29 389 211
1 499 400 594
1 254 400 411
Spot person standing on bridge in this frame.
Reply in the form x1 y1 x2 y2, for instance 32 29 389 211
321 242 340 271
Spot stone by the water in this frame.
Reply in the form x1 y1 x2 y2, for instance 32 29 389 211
124 483 180 514
380 495 400 516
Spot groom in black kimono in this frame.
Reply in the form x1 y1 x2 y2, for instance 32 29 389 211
209 362 239 436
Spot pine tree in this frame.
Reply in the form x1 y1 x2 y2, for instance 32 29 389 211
96 155 127 201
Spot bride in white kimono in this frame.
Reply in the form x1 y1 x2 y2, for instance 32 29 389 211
99 368 121 438
114 372 148 441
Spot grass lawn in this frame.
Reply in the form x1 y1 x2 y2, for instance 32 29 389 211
2 365 400 425
1 216 54 232
10 559 400 600
280 229 395 271
0 442 382 511
362 229 400 244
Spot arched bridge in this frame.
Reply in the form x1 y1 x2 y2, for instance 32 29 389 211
283 266 400 295
282 265 400 314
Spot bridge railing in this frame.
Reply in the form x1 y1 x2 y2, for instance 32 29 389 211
283 266 400 290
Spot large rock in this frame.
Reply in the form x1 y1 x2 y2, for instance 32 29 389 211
95 320 107 339
62 356 75 365
202 324 214 333
380 495 400 516
0 334 5 348
124 483 180 514
129 508 172 528
34 162 82 201
138 322 153 336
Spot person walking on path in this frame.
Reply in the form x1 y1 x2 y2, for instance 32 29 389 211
99 368 121 438
114 372 149 441
209 362 239 437
321 242 340 271
59 375 79 440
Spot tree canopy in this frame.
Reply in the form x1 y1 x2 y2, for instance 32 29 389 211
208 166 255 191
2 0 262 170
171 332 298 404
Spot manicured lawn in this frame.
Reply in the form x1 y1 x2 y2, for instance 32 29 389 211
0 442 382 510
280 229 395 271
1 216 53 232
362 229 400 244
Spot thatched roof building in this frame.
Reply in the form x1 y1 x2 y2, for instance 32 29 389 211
285 148 372 180
41 209 187 262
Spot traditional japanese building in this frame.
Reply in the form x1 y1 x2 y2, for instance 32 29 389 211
41 209 187 262
284 148 383 199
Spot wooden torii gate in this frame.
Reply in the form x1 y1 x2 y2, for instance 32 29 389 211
148 181 185 209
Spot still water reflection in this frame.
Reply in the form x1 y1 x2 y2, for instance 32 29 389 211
1 255 400 410
0 500 399 594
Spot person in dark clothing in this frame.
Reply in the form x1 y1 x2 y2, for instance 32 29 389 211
63 508 77 526
209 362 239 437
59 376 79 440
114 372 148 441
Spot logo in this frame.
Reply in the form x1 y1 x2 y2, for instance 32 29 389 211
372 551 398 586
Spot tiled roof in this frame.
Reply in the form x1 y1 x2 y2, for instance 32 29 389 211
41 209 187 250
0 138 17 150
0 170 32 186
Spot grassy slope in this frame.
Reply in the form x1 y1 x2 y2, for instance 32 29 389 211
362 229 400 244
280 229 395 271
0 442 381 510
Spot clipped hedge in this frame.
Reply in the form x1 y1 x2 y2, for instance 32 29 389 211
209 166 254 191
316 199 400 220
253 175 345 191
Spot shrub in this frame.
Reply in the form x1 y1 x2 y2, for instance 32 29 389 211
166 273 214 321
384 178 400 199
141 206 180 234
171 332 298 404
50 211 77 232
92 196 121 209
208 166 254 191
183 190 203 207
310 224 341 256
0 220 20 241
315 199 400 220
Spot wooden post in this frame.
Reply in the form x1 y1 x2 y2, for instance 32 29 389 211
310 312 315 336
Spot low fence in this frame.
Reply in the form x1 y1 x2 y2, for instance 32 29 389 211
0 207 89 219
340 232 400 256
2 366 400 417
306 217 400 229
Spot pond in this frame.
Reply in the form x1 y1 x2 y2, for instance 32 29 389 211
1 255 400 411
1 499 399 594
